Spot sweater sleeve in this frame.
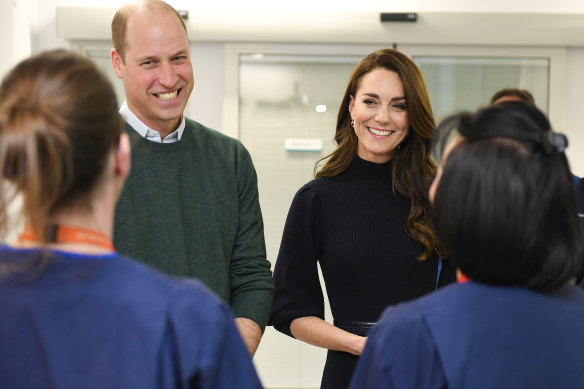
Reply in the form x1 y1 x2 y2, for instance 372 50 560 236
268 184 325 337
229 143 274 332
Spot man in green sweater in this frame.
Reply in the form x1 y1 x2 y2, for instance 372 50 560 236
110 0 273 355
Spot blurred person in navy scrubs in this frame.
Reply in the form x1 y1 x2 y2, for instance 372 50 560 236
0 49 263 389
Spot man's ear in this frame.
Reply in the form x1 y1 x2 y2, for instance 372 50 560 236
111 48 124 79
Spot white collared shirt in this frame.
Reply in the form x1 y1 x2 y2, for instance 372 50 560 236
119 100 185 143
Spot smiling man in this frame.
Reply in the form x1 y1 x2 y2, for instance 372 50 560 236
110 0 273 356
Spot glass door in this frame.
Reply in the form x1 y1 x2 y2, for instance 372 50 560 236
398 44 566 129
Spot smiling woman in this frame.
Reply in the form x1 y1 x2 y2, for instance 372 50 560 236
268 48 457 389
349 68 409 163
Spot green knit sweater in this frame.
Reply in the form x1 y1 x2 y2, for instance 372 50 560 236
114 119 273 331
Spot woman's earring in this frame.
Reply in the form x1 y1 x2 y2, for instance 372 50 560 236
350 118 355 128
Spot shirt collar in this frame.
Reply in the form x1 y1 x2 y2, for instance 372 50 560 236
119 100 185 143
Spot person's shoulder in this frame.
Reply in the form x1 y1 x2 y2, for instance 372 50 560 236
376 282 462 332
107 254 185 289
184 117 243 146
298 174 350 199
183 118 252 166
304 174 342 190
289 175 351 205
365 294 438 365
377 296 427 332
292 179 326 201
109 255 208 292
166 277 236 338
116 255 229 318
170 276 225 306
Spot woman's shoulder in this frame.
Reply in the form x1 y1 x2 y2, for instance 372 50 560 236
291 176 340 203
302 174 347 192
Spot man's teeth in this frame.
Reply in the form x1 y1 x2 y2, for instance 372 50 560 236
156 91 178 101
368 127 393 136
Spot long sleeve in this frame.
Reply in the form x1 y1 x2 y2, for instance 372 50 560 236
229 142 274 331
268 184 325 337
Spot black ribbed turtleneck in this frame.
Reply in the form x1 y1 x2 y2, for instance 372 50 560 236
269 155 455 388
343 155 393 181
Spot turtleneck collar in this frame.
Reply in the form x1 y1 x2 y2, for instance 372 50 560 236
344 156 393 182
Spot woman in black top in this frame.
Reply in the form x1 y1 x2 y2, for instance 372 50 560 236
268 49 456 389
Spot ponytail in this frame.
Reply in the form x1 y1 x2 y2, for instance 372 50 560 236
0 50 122 243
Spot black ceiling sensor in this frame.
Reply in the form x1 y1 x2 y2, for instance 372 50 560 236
380 13 418 22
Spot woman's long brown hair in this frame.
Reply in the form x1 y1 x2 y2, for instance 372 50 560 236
315 49 442 261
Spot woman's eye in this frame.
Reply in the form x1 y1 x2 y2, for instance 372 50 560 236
392 103 407 112
363 99 376 105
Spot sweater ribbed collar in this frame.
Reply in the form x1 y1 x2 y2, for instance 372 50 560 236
344 156 393 182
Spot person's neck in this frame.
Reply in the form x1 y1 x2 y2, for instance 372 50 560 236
17 199 115 255
126 103 181 141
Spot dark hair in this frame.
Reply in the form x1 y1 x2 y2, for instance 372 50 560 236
0 49 123 243
315 49 440 261
112 0 188 63
489 88 536 106
433 102 580 291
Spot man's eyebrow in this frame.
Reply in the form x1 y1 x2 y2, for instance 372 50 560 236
170 50 189 57
135 55 158 63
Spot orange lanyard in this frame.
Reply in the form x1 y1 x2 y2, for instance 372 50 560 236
458 273 471 283
19 225 115 251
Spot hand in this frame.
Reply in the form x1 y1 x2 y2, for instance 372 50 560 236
290 316 367 356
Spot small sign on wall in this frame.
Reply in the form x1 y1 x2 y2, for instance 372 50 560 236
284 138 323 152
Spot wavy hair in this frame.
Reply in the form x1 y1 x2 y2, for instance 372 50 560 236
315 49 440 261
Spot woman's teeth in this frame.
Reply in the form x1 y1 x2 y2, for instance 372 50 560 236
368 127 392 136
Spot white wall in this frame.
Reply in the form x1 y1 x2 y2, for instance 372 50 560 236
566 48 584 177
0 0 14 79
1 0 33 78
22 0 584 56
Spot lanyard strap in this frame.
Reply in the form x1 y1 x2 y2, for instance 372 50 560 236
435 257 443 290
19 225 115 251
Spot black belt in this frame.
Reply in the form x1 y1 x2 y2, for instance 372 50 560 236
334 320 378 337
